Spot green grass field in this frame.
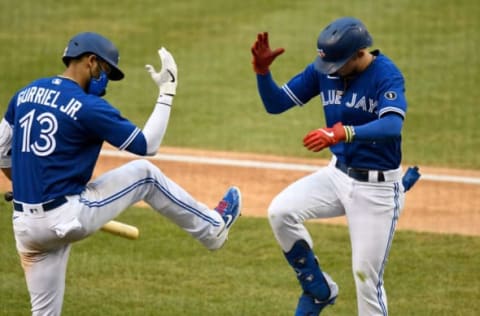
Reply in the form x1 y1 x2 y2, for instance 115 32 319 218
0 1 479 315
1 202 479 316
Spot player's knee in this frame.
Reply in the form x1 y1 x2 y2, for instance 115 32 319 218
267 198 281 226
131 158 154 170
268 197 295 231
129 159 161 177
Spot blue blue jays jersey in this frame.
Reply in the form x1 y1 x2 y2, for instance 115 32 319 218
283 51 406 170
5 76 146 203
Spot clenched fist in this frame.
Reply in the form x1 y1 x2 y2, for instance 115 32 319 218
303 122 354 152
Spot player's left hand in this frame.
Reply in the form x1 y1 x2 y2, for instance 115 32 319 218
303 122 354 152
145 47 178 95
251 32 285 75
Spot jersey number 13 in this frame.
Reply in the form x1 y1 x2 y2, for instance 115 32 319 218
19 109 58 156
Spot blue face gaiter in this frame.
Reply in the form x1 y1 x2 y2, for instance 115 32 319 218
87 70 109 96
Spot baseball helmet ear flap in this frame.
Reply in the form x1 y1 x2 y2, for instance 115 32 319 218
62 32 124 81
314 17 373 75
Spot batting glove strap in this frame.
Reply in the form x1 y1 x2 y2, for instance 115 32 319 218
344 125 355 142
156 94 173 107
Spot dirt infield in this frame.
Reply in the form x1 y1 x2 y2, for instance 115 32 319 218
2 146 479 236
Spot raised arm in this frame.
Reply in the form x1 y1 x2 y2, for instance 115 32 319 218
142 47 178 155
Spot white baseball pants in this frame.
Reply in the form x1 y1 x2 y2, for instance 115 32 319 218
13 159 227 315
268 157 405 316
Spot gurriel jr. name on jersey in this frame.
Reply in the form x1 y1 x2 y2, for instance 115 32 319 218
16 86 82 120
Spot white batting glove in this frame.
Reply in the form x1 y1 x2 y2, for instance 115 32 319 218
145 47 178 96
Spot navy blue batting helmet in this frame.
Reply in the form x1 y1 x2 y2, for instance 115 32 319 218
62 32 124 81
314 17 372 74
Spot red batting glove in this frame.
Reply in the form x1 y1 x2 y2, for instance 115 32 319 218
303 122 354 152
251 32 285 75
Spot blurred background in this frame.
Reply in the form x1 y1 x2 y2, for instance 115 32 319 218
0 0 478 168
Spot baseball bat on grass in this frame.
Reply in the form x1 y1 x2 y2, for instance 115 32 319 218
4 191 139 240
100 220 139 240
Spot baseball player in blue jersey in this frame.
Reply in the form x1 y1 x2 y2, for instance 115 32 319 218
0 32 241 315
251 17 406 315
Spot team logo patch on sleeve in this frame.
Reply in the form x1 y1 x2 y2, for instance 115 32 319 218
384 91 397 100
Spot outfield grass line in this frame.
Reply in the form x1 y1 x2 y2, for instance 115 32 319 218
420 174 480 185
100 149 480 185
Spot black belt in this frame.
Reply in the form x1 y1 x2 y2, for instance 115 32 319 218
13 196 68 213
335 161 385 182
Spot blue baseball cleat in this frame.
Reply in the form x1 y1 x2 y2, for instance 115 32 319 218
214 186 242 234
295 272 338 316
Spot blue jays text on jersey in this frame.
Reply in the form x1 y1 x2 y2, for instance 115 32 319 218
6 76 146 204
268 50 407 170
320 89 378 114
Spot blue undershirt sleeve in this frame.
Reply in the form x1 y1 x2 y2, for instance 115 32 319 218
353 113 403 140
256 73 296 114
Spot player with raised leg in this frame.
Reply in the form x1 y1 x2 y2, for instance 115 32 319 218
0 32 241 315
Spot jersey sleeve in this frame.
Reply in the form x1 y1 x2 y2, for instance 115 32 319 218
376 68 407 119
0 118 13 168
282 63 321 106
0 96 17 168
80 97 147 155
256 63 320 114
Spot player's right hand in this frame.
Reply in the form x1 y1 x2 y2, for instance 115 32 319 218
251 32 285 75
145 47 178 95
303 122 354 152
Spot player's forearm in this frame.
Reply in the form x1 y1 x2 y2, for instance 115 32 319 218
142 95 173 155
352 113 403 141
140 47 178 155
256 73 294 114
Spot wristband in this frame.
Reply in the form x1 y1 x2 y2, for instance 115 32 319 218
344 126 355 142
156 94 173 107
